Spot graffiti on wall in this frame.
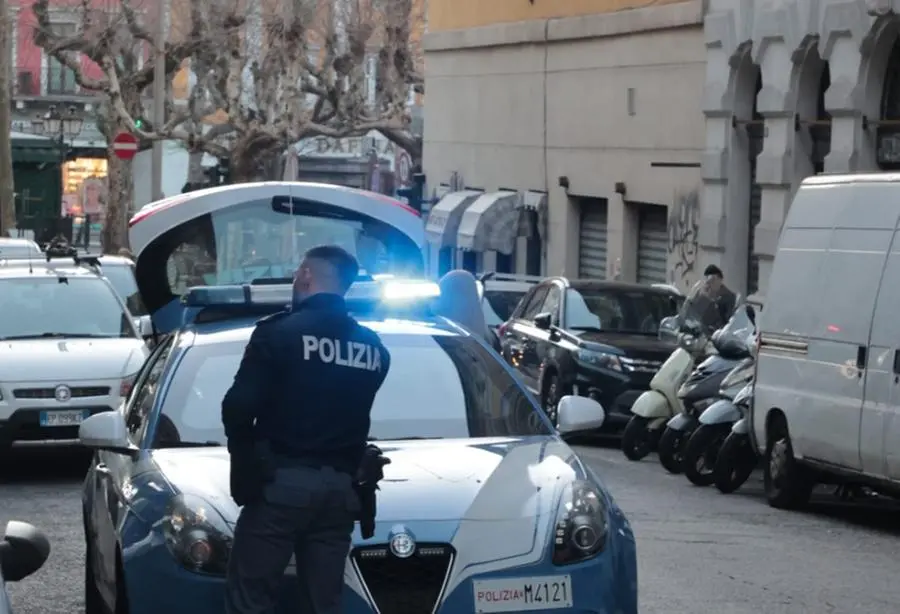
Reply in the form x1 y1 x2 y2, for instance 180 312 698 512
668 189 699 290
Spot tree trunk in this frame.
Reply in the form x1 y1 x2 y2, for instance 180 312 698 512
0 0 16 236
103 141 134 251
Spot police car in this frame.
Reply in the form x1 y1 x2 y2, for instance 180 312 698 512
0 263 150 451
77 277 638 614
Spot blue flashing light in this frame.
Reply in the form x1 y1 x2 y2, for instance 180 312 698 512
182 278 441 310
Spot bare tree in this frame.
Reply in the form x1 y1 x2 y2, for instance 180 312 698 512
0 0 15 235
105 0 423 183
31 0 204 250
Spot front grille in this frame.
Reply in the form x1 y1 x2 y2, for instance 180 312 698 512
352 543 453 614
13 386 111 399
620 356 663 374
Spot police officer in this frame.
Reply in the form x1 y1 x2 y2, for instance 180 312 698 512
221 245 391 614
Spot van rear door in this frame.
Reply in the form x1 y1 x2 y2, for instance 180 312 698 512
860 186 900 479
757 181 893 470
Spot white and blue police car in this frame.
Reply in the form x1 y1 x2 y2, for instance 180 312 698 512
77 277 637 614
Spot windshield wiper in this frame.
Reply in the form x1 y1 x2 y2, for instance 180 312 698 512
0 332 120 340
368 436 444 441
157 441 223 449
569 326 603 333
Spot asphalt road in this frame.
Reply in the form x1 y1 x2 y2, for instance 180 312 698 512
2 442 899 614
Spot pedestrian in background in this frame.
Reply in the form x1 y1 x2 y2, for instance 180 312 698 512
221 245 391 614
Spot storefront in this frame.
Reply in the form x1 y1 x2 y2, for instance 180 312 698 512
423 0 705 280
10 132 61 236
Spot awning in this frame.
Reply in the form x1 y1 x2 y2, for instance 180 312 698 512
457 191 520 254
11 131 60 164
425 190 482 247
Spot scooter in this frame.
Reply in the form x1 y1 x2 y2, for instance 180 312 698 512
656 303 756 474
712 381 758 494
682 358 755 486
622 279 717 461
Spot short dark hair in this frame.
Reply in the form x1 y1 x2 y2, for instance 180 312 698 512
704 265 723 278
304 245 359 291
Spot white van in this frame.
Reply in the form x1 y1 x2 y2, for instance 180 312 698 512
753 172 900 508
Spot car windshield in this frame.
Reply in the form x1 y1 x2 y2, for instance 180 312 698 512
156 332 550 446
482 290 527 327
565 288 682 335
0 277 137 340
100 262 148 316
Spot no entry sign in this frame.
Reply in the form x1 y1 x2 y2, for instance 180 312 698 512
112 131 139 160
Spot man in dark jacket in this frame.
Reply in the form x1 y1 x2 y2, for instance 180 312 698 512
703 264 737 323
221 245 391 614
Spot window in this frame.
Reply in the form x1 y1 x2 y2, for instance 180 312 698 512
157 198 423 297
482 290 528 327
100 263 147 316
539 286 562 324
0 277 137 340
520 286 549 321
125 339 173 445
565 287 680 334
158 332 549 446
46 23 78 95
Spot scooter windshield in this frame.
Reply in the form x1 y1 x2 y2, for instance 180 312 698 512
712 303 757 356
676 278 722 335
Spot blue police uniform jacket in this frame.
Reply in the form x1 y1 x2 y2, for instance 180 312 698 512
222 293 391 476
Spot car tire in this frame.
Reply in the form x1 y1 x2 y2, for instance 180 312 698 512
682 424 730 487
713 432 757 494
621 416 652 461
83 531 108 614
764 415 813 510
657 426 686 474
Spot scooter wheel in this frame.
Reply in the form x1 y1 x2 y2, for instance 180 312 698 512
621 416 653 461
713 432 757 494
683 424 730 487
657 427 686 474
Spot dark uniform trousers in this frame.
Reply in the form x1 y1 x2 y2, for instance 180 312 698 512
225 465 360 614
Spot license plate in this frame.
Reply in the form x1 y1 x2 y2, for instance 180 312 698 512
39 410 90 427
473 575 573 612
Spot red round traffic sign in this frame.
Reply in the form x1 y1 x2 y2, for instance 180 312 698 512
112 131 139 160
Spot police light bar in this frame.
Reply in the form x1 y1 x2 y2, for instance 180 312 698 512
182 278 441 308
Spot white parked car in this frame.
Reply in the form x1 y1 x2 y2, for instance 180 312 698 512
0 263 150 451
0 238 41 260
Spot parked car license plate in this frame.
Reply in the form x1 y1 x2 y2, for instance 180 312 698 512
40 410 89 427
473 575 573 612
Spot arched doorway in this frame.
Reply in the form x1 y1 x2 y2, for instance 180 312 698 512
812 64 831 174
747 73 763 295
878 36 900 169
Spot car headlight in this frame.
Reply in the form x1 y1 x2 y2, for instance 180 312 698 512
576 349 622 372
552 480 609 565
161 494 233 575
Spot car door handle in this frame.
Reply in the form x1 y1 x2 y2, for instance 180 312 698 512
96 463 112 477
856 345 867 376
893 349 900 383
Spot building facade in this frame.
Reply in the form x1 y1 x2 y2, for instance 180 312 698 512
701 0 900 301
422 0 706 286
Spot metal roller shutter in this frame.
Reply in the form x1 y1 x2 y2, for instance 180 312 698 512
637 205 668 284
578 200 608 279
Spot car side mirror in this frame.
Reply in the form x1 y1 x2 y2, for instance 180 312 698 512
534 312 552 330
0 521 51 582
135 315 154 339
556 395 606 434
79 412 138 457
